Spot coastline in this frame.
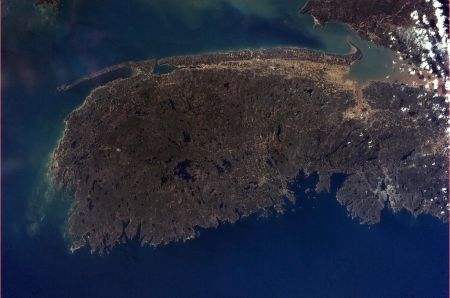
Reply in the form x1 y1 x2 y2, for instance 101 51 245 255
50 46 448 253
4 0 448 296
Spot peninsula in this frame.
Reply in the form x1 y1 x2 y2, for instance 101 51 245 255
50 48 449 254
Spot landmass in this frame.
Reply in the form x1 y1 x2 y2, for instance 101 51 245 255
301 0 449 82
34 0 61 12
49 47 449 254
35 0 59 9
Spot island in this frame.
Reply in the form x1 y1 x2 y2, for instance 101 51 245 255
35 0 59 9
50 47 448 254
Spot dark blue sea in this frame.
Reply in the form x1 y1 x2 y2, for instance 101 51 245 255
2 0 449 297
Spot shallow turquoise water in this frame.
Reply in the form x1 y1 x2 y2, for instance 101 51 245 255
2 0 448 297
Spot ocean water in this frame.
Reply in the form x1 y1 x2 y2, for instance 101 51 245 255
2 0 448 297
